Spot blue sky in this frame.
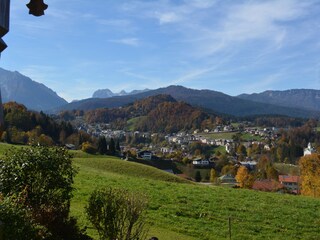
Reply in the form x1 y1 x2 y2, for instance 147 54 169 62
1 0 320 102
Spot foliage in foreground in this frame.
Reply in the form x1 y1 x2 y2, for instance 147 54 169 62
86 187 148 240
0 194 47 240
0 145 90 240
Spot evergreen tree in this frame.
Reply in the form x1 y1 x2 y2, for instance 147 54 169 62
109 138 116 155
116 140 121 151
97 136 108 155
195 171 202 182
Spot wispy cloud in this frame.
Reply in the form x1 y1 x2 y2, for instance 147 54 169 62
109 38 140 46
97 19 132 28
156 12 181 25
121 70 160 83
191 0 313 57
242 72 286 94
170 67 215 85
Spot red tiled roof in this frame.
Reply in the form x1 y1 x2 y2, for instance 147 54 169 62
252 180 284 192
278 175 300 183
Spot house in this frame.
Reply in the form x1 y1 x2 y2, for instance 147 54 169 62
239 161 257 171
218 174 237 187
304 142 316 156
160 147 171 153
192 159 210 167
252 180 284 192
278 175 300 194
65 144 76 150
264 144 271 151
225 142 233 153
137 150 153 160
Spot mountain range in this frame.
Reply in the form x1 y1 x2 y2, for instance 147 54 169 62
92 88 150 98
55 85 320 118
238 89 320 112
1 67 320 118
0 68 67 111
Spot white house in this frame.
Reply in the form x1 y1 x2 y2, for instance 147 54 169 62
304 142 316 156
192 159 210 167
225 142 233 153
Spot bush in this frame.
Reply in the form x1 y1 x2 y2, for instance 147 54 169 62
0 145 89 239
81 141 97 154
0 194 49 240
86 187 148 240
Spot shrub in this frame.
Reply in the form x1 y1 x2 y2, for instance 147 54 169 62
86 187 148 240
81 141 97 154
0 194 49 240
0 145 89 239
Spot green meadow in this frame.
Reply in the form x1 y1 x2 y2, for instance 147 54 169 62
1 143 319 239
71 152 320 240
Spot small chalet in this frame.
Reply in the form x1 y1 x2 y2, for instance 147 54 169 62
278 175 300 194
239 161 257 171
192 158 210 167
218 174 237 187
65 144 76 150
137 150 153 160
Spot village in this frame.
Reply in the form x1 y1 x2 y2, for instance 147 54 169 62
73 120 314 195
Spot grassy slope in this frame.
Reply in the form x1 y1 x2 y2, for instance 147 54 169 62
71 154 320 240
1 144 319 239
127 116 147 131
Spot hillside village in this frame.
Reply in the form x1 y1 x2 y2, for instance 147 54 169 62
70 116 316 196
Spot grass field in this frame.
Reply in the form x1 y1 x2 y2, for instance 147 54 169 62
71 154 320 240
197 132 236 140
127 116 147 131
1 144 320 239
274 163 300 175
197 132 262 142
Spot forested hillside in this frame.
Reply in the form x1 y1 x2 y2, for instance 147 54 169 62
59 94 219 133
135 101 214 133
1 102 91 146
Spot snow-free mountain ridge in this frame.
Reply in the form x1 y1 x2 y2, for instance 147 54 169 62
0 68 67 111
92 88 150 98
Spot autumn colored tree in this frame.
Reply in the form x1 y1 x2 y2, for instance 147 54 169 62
235 166 254 189
82 141 97 154
266 165 279 180
236 144 247 156
221 164 237 176
210 168 217 184
299 153 320 197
